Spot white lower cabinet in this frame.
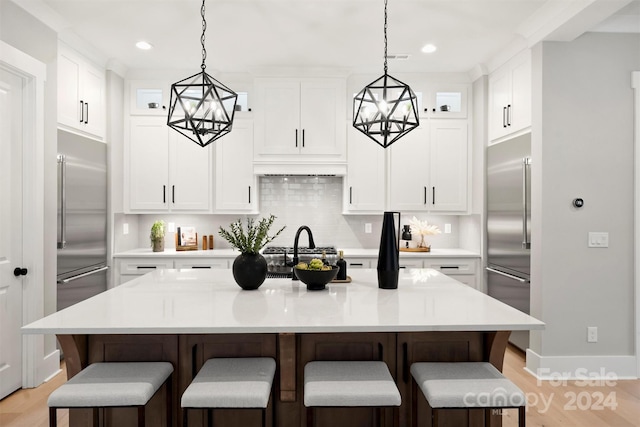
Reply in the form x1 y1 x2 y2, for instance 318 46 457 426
346 258 372 269
116 258 174 285
174 259 230 270
116 257 233 285
423 257 479 289
398 259 424 269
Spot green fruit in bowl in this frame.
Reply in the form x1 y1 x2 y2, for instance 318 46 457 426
296 262 308 270
308 258 324 270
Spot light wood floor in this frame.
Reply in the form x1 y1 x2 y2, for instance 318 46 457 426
1 346 639 426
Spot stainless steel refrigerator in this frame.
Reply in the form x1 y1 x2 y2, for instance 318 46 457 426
486 134 531 350
57 131 108 311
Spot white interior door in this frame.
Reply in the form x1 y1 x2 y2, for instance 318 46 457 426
0 68 24 399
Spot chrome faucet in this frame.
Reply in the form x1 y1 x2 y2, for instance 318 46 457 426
292 226 316 281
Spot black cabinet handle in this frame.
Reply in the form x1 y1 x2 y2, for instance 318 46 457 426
295 129 298 147
248 186 251 204
14 267 28 277
80 100 84 123
172 185 175 203
432 186 435 205
163 185 166 203
349 263 364 267
349 186 353 204
137 266 157 269
302 129 305 147
423 186 427 204
507 104 511 126
503 106 507 128
440 266 460 270
84 102 89 124
191 266 211 269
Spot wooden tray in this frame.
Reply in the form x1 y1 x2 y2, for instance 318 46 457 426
399 247 431 252
331 276 352 283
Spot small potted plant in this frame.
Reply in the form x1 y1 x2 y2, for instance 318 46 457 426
219 215 285 290
150 220 166 252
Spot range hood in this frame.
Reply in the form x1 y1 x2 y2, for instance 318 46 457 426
254 162 347 176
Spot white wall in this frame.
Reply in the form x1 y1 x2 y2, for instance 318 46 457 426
1 0 59 380
529 32 640 375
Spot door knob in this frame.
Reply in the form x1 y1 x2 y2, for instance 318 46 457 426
14 267 28 277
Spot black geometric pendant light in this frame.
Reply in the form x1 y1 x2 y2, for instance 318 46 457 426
353 0 419 148
167 0 237 147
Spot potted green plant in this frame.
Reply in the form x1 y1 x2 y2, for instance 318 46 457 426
150 220 166 252
219 215 285 290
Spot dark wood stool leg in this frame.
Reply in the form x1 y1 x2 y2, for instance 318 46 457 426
432 408 439 427
166 375 172 427
208 408 213 427
519 406 526 427
183 408 188 427
93 408 99 426
411 380 418 427
261 408 266 427
49 407 57 427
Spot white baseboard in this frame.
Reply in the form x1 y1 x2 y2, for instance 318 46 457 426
525 349 638 380
40 349 61 384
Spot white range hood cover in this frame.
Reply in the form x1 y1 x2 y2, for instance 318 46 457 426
254 162 347 176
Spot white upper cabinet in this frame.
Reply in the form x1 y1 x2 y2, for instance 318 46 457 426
214 119 257 213
344 127 386 213
58 42 105 140
127 116 212 212
389 120 468 212
489 50 531 142
254 78 346 160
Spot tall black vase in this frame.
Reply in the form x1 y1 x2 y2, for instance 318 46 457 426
377 211 401 289
232 253 268 290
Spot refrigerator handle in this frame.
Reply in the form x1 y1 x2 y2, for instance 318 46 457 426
522 157 531 249
58 265 109 284
57 154 66 249
486 267 529 283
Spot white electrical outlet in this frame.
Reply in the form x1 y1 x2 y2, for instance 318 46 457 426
588 232 608 248
444 223 452 234
122 223 129 235
587 326 598 343
365 223 372 234
168 222 176 233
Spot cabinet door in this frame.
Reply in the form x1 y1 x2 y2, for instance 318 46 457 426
129 80 170 115
428 120 468 212
169 132 212 211
388 126 429 211
58 50 82 129
81 63 105 138
300 79 346 156
489 68 510 141
215 120 256 212
254 80 300 156
509 53 531 133
345 128 385 212
128 117 169 211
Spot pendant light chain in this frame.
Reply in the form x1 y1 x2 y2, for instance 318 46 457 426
383 0 388 74
200 0 207 70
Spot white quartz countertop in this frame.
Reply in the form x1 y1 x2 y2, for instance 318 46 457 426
23 269 542 335
113 248 479 259
113 248 240 258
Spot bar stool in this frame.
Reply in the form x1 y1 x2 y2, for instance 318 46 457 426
181 357 276 427
304 361 401 427
48 361 174 427
410 362 526 427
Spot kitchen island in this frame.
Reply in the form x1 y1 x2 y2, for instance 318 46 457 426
23 268 543 427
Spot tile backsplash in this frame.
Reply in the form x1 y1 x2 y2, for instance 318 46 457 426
117 176 472 252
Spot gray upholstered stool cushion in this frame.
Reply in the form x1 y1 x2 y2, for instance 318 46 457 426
181 357 276 409
411 362 526 409
48 362 173 408
304 361 401 407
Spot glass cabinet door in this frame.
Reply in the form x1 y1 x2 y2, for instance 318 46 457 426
424 85 468 118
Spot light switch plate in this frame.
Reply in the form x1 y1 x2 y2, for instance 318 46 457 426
364 223 372 234
444 223 452 234
168 222 176 233
588 232 609 248
123 223 129 235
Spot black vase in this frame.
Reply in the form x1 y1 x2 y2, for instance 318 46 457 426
232 253 268 290
377 211 401 289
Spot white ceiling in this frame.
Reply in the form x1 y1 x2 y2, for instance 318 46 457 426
18 0 640 75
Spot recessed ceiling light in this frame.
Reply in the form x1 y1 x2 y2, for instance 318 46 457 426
136 41 153 50
421 44 437 54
